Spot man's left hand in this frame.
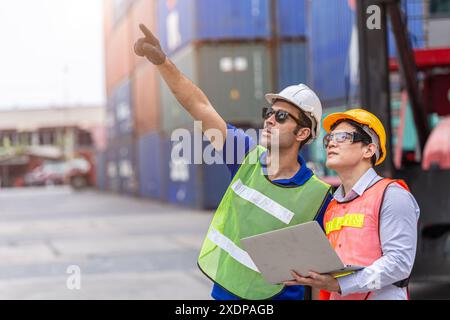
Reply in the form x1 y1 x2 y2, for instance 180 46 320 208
283 271 341 293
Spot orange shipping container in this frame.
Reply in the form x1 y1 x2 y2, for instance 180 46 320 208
129 0 157 71
103 0 113 47
132 62 161 135
105 15 134 95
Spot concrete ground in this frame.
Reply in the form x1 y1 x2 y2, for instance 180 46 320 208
0 186 448 300
0 186 213 299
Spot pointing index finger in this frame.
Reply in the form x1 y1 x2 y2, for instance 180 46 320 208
139 24 154 39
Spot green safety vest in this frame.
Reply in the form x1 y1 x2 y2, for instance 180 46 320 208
197 145 331 300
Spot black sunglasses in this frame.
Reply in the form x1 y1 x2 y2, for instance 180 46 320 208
262 107 302 126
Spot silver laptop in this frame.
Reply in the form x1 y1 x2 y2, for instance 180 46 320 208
240 221 363 285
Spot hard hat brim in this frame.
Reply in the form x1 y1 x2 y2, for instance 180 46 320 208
322 112 367 133
265 93 300 110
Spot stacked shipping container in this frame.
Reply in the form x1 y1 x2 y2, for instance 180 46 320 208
309 0 355 107
100 0 426 210
103 0 159 196
157 0 307 56
309 0 425 107
156 0 310 208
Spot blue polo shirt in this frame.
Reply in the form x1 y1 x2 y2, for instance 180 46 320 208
211 124 332 300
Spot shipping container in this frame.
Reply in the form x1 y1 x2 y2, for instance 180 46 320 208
137 132 164 199
157 0 307 56
105 146 120 192
112 78 134 138
277 41 308 91
309 0 425 105
129 0 158 70
105 14 133 95
106 96 117 143
277 0 307 38
95 151 107 190
309 0 354 105
160 42 272 133
161 134 230 209
115 136 139 195
132 62 161 136
158 0 270 55
202 158 232 209
388 0 425 57
103 0 114 46
111 0 135 26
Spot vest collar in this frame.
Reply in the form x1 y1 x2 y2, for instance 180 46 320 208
334 168 382 203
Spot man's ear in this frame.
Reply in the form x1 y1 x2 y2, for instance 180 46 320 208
295 127 311 143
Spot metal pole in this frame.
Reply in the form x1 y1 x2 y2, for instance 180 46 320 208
356 0 393 177
387 1 430 151
270 0 279 92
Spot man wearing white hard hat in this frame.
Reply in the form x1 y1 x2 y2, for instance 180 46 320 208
135 24 332 300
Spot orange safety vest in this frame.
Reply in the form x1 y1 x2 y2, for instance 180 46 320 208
320 178 410 300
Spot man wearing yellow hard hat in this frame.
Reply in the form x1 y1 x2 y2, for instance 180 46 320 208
285 109 420 300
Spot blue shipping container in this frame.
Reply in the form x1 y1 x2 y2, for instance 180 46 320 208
95 151 107 190
106 97 116 143
138 132 165 200
105 147 120 192
161 134 230 209
277 0 307 38
278 41 308 91
202 159 230 210
161 136 201 208
309 0 354 104
116 139 138 196
112 78 133 138
310 0 424 105
158 0 307 56
388 0 425 57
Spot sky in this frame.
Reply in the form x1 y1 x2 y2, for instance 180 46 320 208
0 0 105 110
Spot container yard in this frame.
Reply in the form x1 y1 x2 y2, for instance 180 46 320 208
1 0 449 303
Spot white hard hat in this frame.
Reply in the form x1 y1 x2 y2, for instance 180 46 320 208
265 84 322 143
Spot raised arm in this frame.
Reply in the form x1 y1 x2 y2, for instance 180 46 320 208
134 24 227 150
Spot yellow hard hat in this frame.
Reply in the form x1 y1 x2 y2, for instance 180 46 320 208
322 109 387 166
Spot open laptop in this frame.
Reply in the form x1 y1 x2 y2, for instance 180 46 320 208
240 221 363 285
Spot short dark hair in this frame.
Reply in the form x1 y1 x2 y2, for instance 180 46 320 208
330 119 378 166
294 108 313 149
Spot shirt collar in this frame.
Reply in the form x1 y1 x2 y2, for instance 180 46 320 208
260 151 313 186
333 168 380 202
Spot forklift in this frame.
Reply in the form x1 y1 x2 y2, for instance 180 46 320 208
356 0 450 282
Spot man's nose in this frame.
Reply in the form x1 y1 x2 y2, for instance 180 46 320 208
327 138 338 149
265 113 276 126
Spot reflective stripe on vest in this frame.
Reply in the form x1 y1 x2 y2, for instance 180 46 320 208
198 145 331 300
207 227 259 273
325 213 365 235
231 179 294 225
324 178 410 300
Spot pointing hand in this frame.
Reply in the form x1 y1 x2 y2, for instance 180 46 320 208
134 24 166 65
